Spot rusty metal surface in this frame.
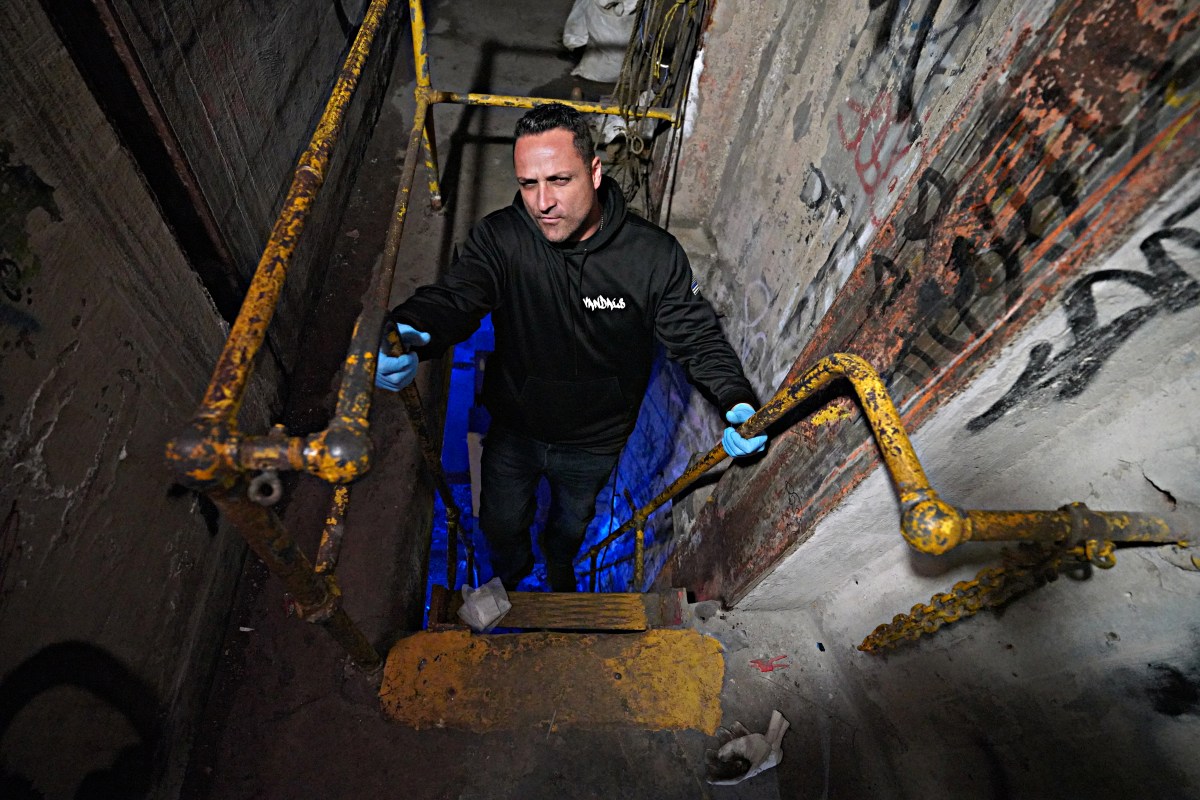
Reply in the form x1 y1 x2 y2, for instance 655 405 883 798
858 512 1191 654
316 485 351 574
166 0 393 490
671 1 1200 605
209 483 381 671
420 110 443 209
164 0 394 671
409 0 431 91
379 629 723 732
858 542 1075 654
194 0 392 426
581 354 934 571
430 89 677 123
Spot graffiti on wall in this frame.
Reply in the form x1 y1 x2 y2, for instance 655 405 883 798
827 0 1200 402
968 213 1200 430
673 0 1200 603
838 0 986 225
709 0 995 394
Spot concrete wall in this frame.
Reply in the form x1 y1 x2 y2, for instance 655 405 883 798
0 2 392 797
109 0 389 371
636 0 1200 793
726 181 1200 797
657 0 1200 601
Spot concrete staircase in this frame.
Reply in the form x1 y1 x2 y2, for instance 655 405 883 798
378 588 724 733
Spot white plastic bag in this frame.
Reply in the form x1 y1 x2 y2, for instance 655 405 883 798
563 0 639 83
457 576 511 633
563 0 591 50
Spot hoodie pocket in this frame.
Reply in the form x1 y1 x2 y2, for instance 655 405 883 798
518 376 628 442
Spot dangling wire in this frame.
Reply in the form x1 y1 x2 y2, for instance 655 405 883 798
604 0 708 216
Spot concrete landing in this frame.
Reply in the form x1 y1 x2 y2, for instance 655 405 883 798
380 629 724 733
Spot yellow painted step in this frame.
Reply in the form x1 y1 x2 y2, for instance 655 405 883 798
380 629 723 733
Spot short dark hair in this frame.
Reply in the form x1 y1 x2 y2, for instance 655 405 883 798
514 103 596 165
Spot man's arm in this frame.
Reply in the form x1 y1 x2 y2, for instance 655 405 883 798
389 219 506 359
652 243 757 410
652 242 767 457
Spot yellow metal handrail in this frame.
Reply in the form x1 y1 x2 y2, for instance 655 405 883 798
166 0 397 672
405 0 680 210
166 0 694 669
168 0 394 486
577 353 1192 591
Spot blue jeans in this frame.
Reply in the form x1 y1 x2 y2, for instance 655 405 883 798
478 426 619 592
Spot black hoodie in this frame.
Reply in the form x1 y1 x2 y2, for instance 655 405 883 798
391 176 756 453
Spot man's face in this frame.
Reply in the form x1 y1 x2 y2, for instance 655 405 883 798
514 128 602 243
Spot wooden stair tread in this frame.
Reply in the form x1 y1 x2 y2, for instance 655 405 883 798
430 586 687 632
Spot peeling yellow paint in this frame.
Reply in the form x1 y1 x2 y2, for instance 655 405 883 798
811 404 854 427
1165 80 1200 108
380 629 724 733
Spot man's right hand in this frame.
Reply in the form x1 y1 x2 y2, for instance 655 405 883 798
375 323 431 392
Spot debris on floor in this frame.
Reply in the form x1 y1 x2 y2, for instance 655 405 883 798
704 709 790 786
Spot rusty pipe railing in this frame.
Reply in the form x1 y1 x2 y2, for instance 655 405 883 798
168 0 395 490
405 0 680 213
578 353 1192 591
209 481 381 669
166 0 701 669
428 89 677 121
386 330 470 590
165 0 397 672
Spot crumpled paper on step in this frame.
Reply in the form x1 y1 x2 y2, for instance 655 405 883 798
457 576 511 632
705 709 790 785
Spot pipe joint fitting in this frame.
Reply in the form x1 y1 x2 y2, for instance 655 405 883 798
901 495 966 555
287 576 343 624
305 425 373 483
165 420 239 491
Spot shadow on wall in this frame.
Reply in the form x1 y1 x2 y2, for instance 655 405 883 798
0 641 162 799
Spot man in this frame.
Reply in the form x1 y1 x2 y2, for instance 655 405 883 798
376 103 766 592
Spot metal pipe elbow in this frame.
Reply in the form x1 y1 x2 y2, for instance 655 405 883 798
304 423 373 483
165 419 238 491
901 494 967 555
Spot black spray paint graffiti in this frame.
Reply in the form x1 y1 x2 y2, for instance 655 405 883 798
869 0 983 127
758 0 989 375
870 14 1200 402
883 150 1089 396
838 0 984 226
968 225 1200 431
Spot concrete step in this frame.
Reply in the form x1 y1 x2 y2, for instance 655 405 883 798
379 628 723 733
429 585 688 631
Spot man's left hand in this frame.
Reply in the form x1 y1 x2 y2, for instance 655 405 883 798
722 402 767 458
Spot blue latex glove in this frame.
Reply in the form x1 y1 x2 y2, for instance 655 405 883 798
722 402 767 458
375 323 431 391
